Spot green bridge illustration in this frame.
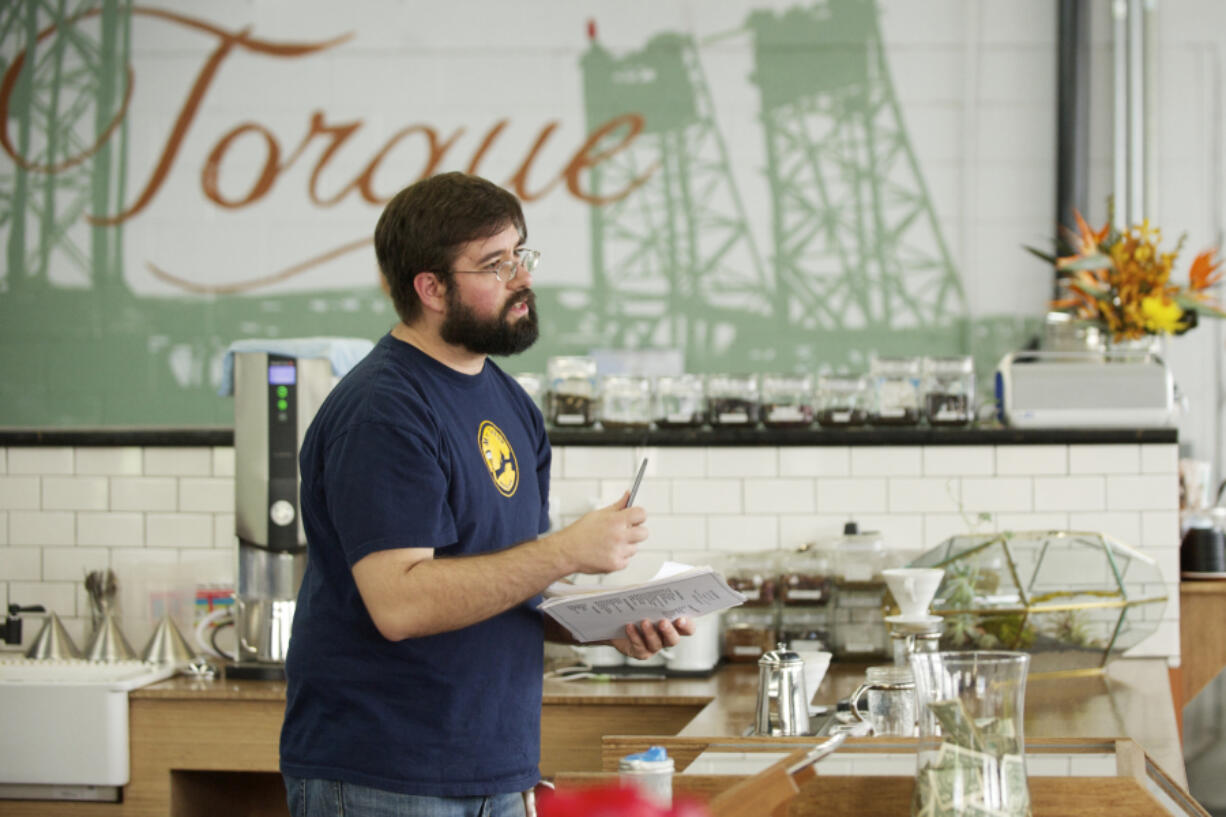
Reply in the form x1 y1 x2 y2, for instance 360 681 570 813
0 0 1035 426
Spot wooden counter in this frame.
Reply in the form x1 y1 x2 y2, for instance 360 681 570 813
1 658 1185 817
1179 579 1226 707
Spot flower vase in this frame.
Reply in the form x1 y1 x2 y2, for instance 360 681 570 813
1104 334 1162 363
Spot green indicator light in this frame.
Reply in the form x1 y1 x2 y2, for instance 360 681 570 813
277 386 288 397
277 399 288 411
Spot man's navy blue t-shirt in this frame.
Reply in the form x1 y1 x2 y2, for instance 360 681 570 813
280 333 551 796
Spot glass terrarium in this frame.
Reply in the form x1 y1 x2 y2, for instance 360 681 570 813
910 530 1169 675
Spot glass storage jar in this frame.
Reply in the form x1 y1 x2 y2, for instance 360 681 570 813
828 522 890 659
829 522 889 585
706 374 760 428
779 546 834 606
546 356 597 427
779 607 831 652
869 356 922 426
761 373 815 428
599 374 652 430
830 588 889 660
921 355 975 426
815 374 870 427
512 373 546 415
654 374 706 428
724 550 780 606
722 608 777 663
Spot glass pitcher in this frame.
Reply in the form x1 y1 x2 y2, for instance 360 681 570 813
909 651 1031 817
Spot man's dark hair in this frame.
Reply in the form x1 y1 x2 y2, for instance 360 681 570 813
375 172 526 323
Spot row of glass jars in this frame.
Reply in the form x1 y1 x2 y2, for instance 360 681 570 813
517 355 977 430
717 532 906 661
721 594 892 662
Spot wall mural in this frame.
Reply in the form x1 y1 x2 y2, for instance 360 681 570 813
0 0 1037 427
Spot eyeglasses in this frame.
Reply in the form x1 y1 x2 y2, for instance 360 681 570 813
452 248 540 283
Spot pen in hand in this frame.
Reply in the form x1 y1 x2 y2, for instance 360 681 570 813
625 456 648 508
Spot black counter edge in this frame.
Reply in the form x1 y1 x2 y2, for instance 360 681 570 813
0 426 1178 447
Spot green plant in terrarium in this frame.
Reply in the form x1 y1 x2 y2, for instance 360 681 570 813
942 563 982 647
940 562 1036 650
981 613 1036 650
1044 609 1101 649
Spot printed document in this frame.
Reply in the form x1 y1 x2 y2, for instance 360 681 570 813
539 562 746 643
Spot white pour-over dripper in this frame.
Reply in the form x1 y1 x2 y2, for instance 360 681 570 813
882 568 944 621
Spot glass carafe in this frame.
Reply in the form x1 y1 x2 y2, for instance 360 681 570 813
909 651 1032 817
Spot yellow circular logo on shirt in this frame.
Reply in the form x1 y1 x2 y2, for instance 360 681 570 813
478 420 519 497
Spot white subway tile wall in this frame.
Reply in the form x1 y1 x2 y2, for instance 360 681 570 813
0 446 240 651
0 443 1183 661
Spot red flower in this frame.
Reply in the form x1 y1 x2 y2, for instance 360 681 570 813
538 784 709 817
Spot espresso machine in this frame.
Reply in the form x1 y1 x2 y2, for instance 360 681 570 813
230 351 335 679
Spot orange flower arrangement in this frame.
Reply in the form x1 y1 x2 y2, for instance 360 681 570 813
1029 207 1225 341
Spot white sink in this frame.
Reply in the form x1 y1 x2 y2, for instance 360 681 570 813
0 659 175 799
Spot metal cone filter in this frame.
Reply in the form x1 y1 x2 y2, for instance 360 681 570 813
141 614 196 666
26 612 82 660
85 611 137 662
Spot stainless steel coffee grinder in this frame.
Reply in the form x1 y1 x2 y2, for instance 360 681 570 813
230 352 334 679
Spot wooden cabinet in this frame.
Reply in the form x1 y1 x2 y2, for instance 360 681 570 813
1179 581 1226 707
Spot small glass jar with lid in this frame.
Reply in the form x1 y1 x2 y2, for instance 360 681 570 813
761 373 815 428
722 608 777 663
724 550 780 606
654 374 706 428
815 374 870 427
706 373 760 428
512 373 546 415
779 546 834 606
869 356 922 426
922 356 975 426
546 356 597 427
778 607 831 652
829 522 888 586
598 374 652 430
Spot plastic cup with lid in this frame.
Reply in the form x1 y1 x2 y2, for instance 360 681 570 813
618 745 674 806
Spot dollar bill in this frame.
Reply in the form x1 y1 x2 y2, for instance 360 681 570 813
914 748 1031 817
1001 753 1031 816
928 698 986 752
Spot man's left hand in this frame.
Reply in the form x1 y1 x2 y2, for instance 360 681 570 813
609 617 695 661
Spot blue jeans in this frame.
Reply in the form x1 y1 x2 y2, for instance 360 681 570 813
283 775 527 817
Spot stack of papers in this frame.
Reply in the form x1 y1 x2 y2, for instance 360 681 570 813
540 562 746 643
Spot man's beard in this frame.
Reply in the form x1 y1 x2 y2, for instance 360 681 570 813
439 285 539 356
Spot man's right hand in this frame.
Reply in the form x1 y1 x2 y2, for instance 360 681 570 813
553 491 648 575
